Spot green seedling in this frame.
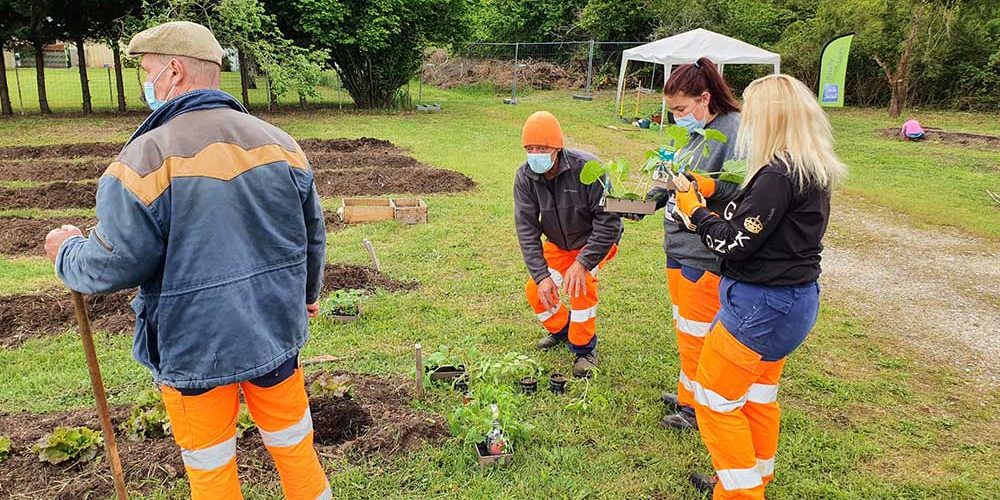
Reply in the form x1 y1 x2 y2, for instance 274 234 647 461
321 289 365 316
32 426 103 465
122 389 172 441
0 435 11 462
311 372 353 398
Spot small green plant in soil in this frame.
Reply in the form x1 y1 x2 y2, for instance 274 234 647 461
122 389 172 441
32 426 103 464
236 407 256 439
448 383 531 454
0 435 11 462
321 289 365 317
310 373 353 399
425 344 481 371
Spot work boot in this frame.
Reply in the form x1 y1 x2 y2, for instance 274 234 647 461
661 392 680 411
660 408 698 430
536 333 568 350
689 473 718 493
536 323 569 350
572 350 599 378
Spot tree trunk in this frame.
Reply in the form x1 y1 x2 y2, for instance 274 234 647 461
238 47 250 108
299 93 307 108
112 43 126 112
0 43 12 116
75 35 92 113
33 42 51 114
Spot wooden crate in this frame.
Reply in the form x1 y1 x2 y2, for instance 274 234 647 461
392 198 428 224
338 197 396 223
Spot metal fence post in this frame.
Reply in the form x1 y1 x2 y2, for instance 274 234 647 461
505 42 519 105
14 59 24 115
106 65 113 110
574 40 595 101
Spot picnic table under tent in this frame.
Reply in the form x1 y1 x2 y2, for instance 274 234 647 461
615 28 781 127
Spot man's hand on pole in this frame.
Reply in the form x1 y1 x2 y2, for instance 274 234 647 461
537 276 560 310
563 261 589 298
45 225 84 263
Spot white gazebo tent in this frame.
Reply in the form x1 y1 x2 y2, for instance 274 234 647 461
615 28 781 125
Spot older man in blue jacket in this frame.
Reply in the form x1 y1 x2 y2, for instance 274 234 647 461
44 21 329 500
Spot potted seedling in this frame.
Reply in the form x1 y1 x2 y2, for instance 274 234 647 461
448 384 530 467
579 158 658 215
425 344 476 391
321 289 365 323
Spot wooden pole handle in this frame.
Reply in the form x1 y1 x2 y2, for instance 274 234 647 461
70 291 128 500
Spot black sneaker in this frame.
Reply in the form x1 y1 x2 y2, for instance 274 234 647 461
689 472 718 493
660 409 698 430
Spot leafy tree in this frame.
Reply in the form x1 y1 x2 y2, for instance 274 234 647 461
0 0 29 115
269 0 473 109
471 0 588 42
10 0 61 114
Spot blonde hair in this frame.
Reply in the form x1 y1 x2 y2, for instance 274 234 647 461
736 74 846 192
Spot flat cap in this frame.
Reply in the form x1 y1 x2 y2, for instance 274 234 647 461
127 21 225 65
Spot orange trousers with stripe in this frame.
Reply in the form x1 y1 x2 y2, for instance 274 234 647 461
525 242 616 352
161 367 330 500
693 321 784 500
666 259 722 409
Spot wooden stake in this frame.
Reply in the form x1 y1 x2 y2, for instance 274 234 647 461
362 239 382 272
70 291 128 500
414 343 424 399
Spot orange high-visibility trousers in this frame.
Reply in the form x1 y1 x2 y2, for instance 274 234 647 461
161 367 331 500
525 241 617 353
668 261 721 409
692 322 785 500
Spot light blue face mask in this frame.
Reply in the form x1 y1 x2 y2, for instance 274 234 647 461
143 65 175 112
527 152 554 174
675 101 707 134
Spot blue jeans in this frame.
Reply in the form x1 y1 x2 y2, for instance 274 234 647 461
715 277 820 361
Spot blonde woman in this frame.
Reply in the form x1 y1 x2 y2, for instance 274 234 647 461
673 74 846 499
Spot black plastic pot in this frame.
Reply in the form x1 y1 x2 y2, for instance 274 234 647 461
549 373 567 394
427 365 466 382
520 377 537 394
453 377 469 394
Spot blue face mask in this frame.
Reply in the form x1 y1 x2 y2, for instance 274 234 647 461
527 152 555 174
143 65 175 112
675 101 707 134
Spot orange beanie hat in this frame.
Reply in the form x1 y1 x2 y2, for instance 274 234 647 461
522 111 564 148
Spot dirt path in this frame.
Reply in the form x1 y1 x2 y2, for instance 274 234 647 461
821 193 1000 386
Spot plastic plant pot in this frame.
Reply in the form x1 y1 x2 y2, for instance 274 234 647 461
549 373 568 394
475 441 513 467
519 377 537 394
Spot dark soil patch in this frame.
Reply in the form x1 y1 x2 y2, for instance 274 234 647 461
309 151 427 170
299 137 398 154
0 159 107 182
323 211 346 232
310 396 373 445
0 289 135 348
878 127 1000 149
313 168 475 198
321 263 419 295
0 371 447 498
0 216 96 256
0 182 97 210
0 142 119 161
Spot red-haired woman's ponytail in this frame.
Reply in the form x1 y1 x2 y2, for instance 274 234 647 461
663 56 741 115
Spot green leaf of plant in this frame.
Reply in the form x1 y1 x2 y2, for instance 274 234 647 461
580 160 606 185
665 125 690 150
620 192 642 200
703 128 728 143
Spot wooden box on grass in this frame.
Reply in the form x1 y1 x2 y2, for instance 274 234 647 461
393 198 428 224
338 197 396 223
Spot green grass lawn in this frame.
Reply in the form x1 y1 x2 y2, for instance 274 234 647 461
0 87 998 499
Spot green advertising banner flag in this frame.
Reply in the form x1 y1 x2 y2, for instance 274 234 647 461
818 34 854 107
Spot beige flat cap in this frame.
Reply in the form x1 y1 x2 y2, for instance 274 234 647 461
127 21 225 65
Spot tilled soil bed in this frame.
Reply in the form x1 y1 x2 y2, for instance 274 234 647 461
299 137 398 154
0 372 447 499
0 159 108 182
0 216 96 256
313 168 475 198
1 264 415 347
0 182 97 210
0 142 120 161
308 151 428 170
